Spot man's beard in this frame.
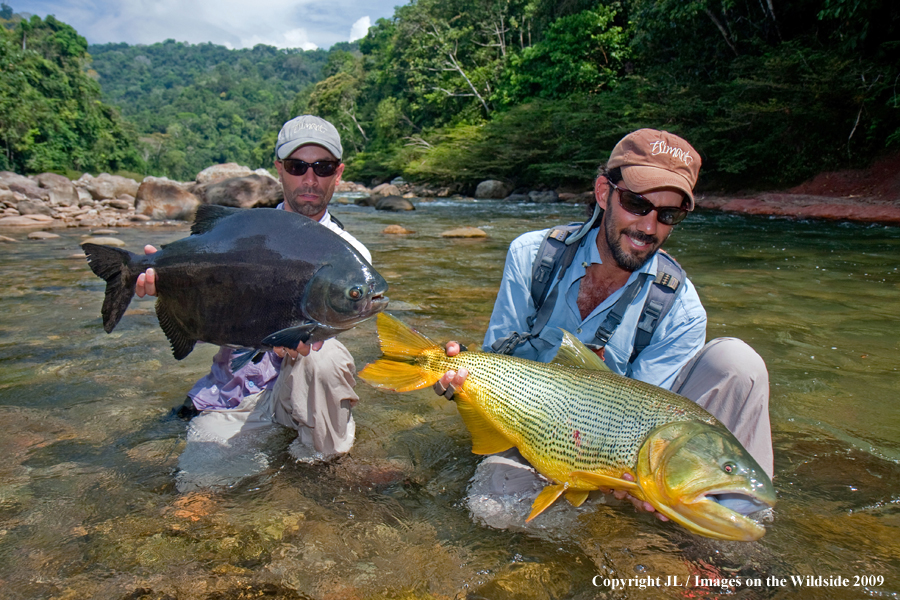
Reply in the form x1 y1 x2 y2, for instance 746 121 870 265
285 187 328 217
604 212 667 271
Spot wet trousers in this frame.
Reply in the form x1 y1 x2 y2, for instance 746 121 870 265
175 339 359 492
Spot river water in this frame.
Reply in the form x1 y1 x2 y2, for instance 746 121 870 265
1 198 898 599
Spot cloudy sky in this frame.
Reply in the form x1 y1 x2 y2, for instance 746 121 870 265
20 0 406 50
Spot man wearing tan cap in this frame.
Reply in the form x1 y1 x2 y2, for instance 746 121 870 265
136 115 370 491
435 129 772 524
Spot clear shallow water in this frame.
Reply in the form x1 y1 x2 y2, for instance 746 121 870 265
0 200 898 599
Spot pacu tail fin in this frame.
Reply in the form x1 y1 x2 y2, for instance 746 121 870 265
359 313 443 392
81 243 139 333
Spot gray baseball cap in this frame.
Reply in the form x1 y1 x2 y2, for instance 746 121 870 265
276 115 343 160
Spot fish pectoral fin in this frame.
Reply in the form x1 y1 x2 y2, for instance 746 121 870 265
570 470 640 492
155 298 196 360
261 323 317 349
455 399 515 455
359 359 434 392
230 348 264 372
565 489 590 507
550 330 610 371
526 484 567 522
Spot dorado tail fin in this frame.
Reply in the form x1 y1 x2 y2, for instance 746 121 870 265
359 313 444 392
81 243 140 333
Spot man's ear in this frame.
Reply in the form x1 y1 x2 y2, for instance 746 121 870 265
594 176 611 211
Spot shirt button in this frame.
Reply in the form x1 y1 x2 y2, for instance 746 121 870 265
576 328 582 333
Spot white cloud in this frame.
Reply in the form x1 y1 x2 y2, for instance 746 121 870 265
24 0 403 49
349 16 370 42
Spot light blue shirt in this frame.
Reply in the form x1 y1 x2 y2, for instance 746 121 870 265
483 227 707 390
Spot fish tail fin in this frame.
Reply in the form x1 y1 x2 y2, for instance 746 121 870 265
81 243 140 333
359 359 433 392
359 313 444 392
375 312 442 360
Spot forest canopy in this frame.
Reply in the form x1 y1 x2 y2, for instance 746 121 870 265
2 0 898 192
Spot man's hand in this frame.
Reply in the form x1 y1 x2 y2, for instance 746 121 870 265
135 244 321 359
433 341 467 399
135 245 158 298
611 473 669 522
273 341 324 360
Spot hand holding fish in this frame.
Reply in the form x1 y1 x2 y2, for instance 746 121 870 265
433 342 467 399
132 244 321 359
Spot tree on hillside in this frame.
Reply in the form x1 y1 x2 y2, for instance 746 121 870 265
0 14 141 174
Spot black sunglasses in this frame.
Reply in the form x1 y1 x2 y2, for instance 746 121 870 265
281 158 340 178
609 181 688 226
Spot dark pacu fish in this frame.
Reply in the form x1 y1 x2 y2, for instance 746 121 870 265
82 206 389 364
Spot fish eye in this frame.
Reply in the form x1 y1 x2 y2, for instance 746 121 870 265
347 286 364 300
722 462 737 474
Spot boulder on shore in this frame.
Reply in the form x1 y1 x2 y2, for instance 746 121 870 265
475 180 512 199
135 177 201 221
375 196 415 211
194 174 283 208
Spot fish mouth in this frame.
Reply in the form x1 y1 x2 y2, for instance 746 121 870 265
678 488 776 541
368 293 389 314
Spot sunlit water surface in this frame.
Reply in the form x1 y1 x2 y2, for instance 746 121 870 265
1 198 898 599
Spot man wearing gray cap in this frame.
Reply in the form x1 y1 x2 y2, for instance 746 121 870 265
433 129 772 524
137 115 369 490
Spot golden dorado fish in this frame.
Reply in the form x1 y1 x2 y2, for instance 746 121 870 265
360 313 776 541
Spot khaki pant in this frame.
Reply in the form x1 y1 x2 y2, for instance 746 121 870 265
175 339 359 492
468 337 774 504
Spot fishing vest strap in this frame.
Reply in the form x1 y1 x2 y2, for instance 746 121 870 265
491 224 582 355
628 252 684 363
588 272 652 349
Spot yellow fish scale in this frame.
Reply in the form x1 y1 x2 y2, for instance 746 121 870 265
419 349 719 486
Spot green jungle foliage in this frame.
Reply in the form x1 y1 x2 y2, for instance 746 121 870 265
3 0 898 191
88 40 339 180
0 11 141 175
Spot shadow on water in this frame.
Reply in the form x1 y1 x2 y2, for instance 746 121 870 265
0 199 898 599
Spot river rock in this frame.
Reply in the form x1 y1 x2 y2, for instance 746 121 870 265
103 197 134 211
475 180 512 199
16 199 54 217
375 196 415 211
528 190 559 203
195 163 272 186
0 235 15 242
503 193 531 203
382 224 415 234
87 236 126 247
77 173 140 200
34 173 80 207
195 174 283 208
441 227 487 238
371 183 402 197
559 191 595 204
27 231 60 240
134 176 200 221
0 215 52 226
337 181 370 193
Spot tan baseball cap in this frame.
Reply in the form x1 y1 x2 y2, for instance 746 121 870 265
276 115 343 160
607 129 701 209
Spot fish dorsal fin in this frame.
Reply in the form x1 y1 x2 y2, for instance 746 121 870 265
376 313 442 360
190 205 245 235
526 484 566 521
550 330 610 371
455 396 515 455
155 298 196 360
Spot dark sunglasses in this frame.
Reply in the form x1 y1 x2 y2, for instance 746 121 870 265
281 158 340 178
609 181 689 226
